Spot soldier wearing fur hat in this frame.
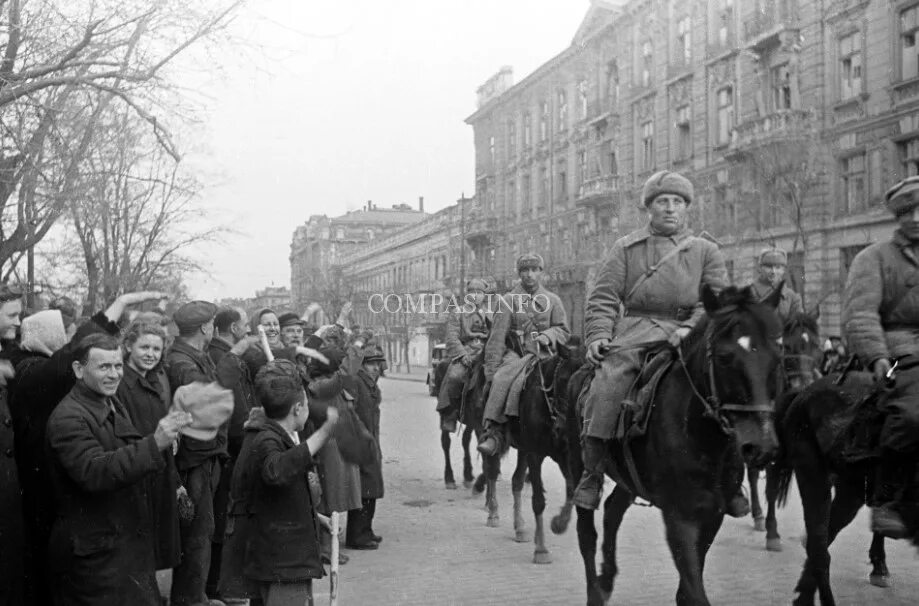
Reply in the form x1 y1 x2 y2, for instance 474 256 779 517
477 253 570 456
573 170 734 512
751 247 803 325
436 278 493 432
842 175 919 538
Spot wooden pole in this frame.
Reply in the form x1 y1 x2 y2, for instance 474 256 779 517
257 325 275 361
330 512 340 605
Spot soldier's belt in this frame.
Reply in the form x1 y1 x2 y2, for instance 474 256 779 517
625 307 692 322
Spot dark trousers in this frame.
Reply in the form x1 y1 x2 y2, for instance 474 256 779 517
346 499 377 546
206 454 235 598
171 458 221 606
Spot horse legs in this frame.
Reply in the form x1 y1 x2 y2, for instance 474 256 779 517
512 451 529 542
764 463 783 551
597 485 633 604
461 425 475 488
551 452 574 535
525 453 551 564
868 533 889 588
576 505 603 606
441 430 456 489
748 465 765 531
662 503 716 606
791 448 834 606
484 453 501 527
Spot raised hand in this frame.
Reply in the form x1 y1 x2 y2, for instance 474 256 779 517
155 411 193 450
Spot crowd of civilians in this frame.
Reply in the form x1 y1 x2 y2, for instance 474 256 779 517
0 285 386 606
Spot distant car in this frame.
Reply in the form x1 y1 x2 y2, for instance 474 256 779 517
427 344 448 396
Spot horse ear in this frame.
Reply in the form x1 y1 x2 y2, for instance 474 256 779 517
763 280 784 309
701 283 720 314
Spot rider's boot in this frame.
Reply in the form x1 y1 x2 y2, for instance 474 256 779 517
722 443 750 518
871 450 911 539
440 408 458 433
477 421 504 456
572 437 607 510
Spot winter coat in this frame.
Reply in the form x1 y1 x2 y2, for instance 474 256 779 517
208 338 257 456
0 382 24 605
750 278 803 325
345 368 384 499
484 284 569 381
584 226 727 345
117 365 181 570
444 307 492 360
229 416 324 584
843 229 919 366
45 382 165 606
165 339 242 470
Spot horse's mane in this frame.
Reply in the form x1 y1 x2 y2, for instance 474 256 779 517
784 311 819 336
680 285 782 356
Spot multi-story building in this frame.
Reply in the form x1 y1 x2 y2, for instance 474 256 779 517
253 286 291 312
466 0 915 335
289 200 428 318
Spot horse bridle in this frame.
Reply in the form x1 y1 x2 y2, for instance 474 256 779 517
678 313 776 433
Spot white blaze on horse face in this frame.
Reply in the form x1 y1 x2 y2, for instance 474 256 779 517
737 336 752 352
801 333 809 344
776 336 783 347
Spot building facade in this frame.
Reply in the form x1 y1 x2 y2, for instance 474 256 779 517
465 0 919 336
253 286 291 312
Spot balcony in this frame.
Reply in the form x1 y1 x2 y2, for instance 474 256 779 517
576 175 622 209
743 0 799 50
464 216 498 246
727 109 814 156
585 97 618 127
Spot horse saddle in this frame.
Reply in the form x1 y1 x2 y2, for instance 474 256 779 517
614 348 674 443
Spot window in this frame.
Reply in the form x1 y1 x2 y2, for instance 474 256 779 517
577 79 588 119
869 148 883 198
540 100 549 141
901 5 919 80
523 113 532 147
641 120 654 171
641 40 653 87
558 166 567 202
488 135 495 168
716 87 734 146
676 17 691 64
715 0 734 47
507 119 516 158
557 89 568 132
714 184 735 230
840 244 869 284
606 61 620 104
609 149 618 175
539 166 549 207
772 64 792 110
577 149 587 186
840 154 866 214
523 174 532 208
786 251 806 305
900 136 919 177
507 180 516 216
839 32 862 100
675 105 691 161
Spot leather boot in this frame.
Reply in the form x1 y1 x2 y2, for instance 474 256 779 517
572 437 607 510
871 450 911 539
477 422 504 456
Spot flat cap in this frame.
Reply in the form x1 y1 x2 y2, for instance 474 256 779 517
278 312 305 328
516 253 544 273
758 248 787 266
642 170 694 206
173 300 217 331
885 176 919 216
466 278 488 292
363 345 387 362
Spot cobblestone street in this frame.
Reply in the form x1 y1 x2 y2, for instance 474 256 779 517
312 377 919 605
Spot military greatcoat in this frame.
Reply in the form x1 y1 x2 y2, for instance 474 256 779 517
437 306 492 414
582 226 727 439
750 278 803 326
842 229 919 453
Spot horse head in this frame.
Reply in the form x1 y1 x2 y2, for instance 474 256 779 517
782 307 822 392
692 283 784 467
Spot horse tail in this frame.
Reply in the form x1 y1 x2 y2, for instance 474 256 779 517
772 451 794 508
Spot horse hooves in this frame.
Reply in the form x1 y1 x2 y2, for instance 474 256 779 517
550 515 569 535
486 516 500 528
753 517 766 532
869 574 890 588
766 537 783 552
445 481 457 490
532 550 552 565
514 530 531 543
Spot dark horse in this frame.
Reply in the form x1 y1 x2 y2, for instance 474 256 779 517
771 364 918 606
569 285 784 606
434 359 477 489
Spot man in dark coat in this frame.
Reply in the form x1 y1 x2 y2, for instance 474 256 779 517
0 283 24 606
223 359 339 605
345 344 386 548
842 175 919 538
166 301 250 606
750 247 804 325
45 333 192 606
7 290 167 605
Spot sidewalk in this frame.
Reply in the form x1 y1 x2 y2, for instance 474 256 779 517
383 367 428 383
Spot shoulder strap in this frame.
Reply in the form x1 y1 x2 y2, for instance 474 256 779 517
625 236 697 303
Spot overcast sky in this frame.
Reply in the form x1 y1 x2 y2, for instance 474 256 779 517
186 0 587 302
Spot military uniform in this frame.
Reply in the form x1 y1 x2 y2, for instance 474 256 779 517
436 279 493 427
751 279 803 326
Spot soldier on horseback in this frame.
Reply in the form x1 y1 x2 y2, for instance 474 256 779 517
476 253 570 456
572 170 748 515
750 247 803 324
842 175 919 539
437 278 492 432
